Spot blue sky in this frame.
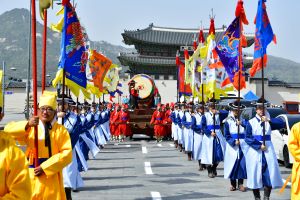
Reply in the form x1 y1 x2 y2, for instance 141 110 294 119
1 0 299 63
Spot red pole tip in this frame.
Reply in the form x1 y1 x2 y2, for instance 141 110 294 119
236 0 249 25
199 29 205 43
209 18 215 35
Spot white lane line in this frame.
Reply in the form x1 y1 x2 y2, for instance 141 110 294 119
126 145 131 148
169 143 175 147
282 179 291 186
151 191 162 200
144 162 153 175
157 143 162 147
142 146 148 154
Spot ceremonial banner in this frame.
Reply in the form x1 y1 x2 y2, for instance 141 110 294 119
52 0 89 98
86 49 113 96
250 0 276 77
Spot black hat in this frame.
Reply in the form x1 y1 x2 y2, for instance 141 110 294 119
228 100 246 110
57 94 72 104
207 98 217 108
253 97 268 107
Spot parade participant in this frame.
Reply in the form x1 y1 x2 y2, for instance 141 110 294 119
129 80 139 109
170 103 180 148
200 98 226 178
245 98 283 200
118 104 131 141
78 102 99 161
223 101 247 192
100 103 111 142
57 96 84 199
288 122 300 200
182 104 194 161
150 104 166 142
177 104 186 152
93 103 106 148
111 104 121 141
164 103 172 140
0 106 32 199
192 104 206 171
5 91 72 200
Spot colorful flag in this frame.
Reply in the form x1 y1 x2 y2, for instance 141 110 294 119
178 62 192 97
86 49 114 96
52 1 89 98
250 0 276 77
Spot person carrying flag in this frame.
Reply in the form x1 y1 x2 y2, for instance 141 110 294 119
245 98 283 200
223 100 247 192
5 91 72 199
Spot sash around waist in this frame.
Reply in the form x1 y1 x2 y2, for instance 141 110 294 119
254 135 271 141
231 133 245 139
207 125 220 131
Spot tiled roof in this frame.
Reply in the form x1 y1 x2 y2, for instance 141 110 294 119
118 53 175 66
118 53 253 68
122 23 254 46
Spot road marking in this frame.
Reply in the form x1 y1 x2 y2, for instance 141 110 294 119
114 143 119 146
157 143 162 147
169 143 175 147
142 146 148 154
144 162 153 175
125 145 131 148
150 191 162 200
282 179 291 186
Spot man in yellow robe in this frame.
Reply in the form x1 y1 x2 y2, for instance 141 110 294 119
289 122 300 200
5 92 72 200
0 107 32 199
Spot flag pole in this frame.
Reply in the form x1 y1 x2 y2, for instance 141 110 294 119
2 61 5 114
26 0 32 120
61 69 66 124
41 9 47 93
31 0 39 167
261 56 265 146
237 12 243 141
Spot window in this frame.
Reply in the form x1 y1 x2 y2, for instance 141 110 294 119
168 75 174 80
159 75 164 80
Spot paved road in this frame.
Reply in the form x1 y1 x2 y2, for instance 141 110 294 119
72 138 291 200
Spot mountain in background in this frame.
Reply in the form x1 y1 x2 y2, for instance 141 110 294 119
0 8 299 83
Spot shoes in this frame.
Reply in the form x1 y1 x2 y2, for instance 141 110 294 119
208 173 215 178
230 186 236 191
238 185 246 192
263 197 269 200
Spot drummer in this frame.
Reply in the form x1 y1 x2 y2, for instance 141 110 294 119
129 80 139 109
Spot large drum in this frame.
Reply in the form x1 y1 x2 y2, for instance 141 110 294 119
129 74 158 105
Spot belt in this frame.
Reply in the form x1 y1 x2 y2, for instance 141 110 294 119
231 133 245 139
156 118 162 120
121 117 128 121
207 125 220 131
254 135 271 141
28 158 48 168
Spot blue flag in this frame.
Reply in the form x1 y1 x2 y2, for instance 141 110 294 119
215 17 240 84
250 0 276 77
58 1 88 88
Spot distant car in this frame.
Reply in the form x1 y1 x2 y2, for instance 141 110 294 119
240 107 288 121
271 114 300 168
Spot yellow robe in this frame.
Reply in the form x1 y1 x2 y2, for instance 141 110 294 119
5 120 72 200
0 132 31 200
288 122 300 200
